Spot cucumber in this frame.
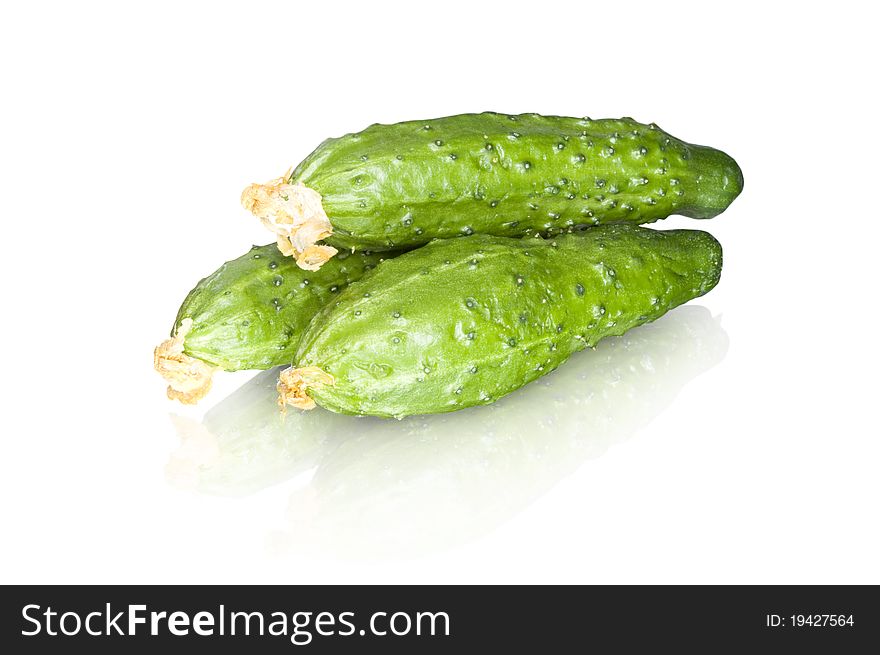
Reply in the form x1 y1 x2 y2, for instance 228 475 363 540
280 224 722 418
242 113 741 270
153 244 401 404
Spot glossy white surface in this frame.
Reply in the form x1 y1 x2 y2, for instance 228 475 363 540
2 1 877 584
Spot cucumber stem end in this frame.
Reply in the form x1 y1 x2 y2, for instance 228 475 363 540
241 176 338 270
154 318 216 404
277 366 334 411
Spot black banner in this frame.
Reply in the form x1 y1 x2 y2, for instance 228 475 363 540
1 585 876 652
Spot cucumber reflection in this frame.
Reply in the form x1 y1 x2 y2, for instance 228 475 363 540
167 305 728 558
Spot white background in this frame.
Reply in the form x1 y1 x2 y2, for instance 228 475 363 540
2 1 878 584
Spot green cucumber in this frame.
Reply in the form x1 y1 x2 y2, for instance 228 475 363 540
242 113 741 270
154 244 401 403
280 225 722 418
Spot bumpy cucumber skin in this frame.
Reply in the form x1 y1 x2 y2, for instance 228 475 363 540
291 113 742 251
295 225 722 418
173 245 400 371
